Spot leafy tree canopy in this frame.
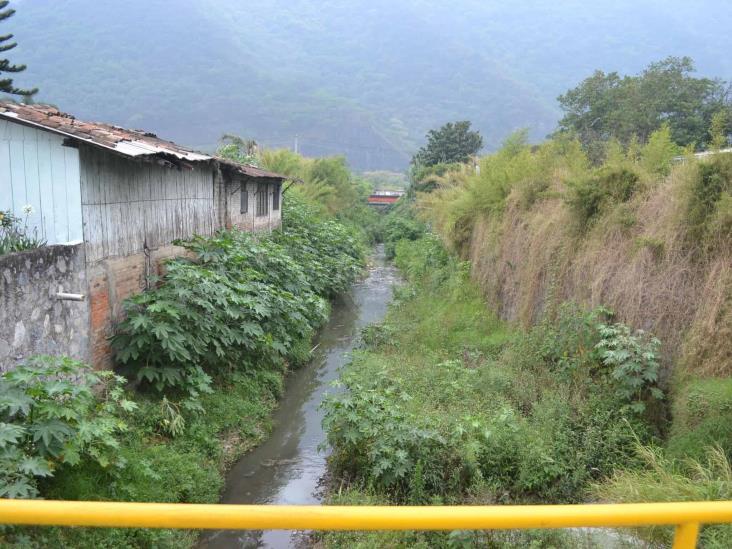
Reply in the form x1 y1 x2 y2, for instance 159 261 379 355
411 121 483 168
556 56 731 155
0 1 36 97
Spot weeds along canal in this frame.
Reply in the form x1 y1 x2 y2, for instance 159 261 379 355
199 245 399 549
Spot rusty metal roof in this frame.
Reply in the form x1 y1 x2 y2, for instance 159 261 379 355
215 157 286 180
0 101 286 180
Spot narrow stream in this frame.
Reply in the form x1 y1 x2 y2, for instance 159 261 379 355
199 245 398 549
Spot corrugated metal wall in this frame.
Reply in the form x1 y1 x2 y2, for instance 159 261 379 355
0 120 83 244
79 147 216 263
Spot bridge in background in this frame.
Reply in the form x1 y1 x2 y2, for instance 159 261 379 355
367 190 405 207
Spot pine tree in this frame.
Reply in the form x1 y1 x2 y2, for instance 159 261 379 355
0 1 36 97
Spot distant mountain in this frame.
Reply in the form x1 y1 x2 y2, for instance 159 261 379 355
8 0 732 169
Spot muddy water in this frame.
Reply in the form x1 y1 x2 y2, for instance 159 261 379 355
199 245 398 548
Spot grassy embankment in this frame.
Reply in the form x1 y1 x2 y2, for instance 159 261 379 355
321 132 732 547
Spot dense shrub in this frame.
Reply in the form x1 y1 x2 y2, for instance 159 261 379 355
323 233 656 508
112 194 363 401
418 134 589 252
640 123 682 177
684 153 732 248
668 378 732 461
566 166 640 230
382 212 425 259
0 356 135 498
596 323 663 413
273 195 365 296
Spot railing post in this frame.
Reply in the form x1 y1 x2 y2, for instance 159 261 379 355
672 523 700 549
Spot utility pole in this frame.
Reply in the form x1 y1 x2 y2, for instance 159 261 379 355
294 134 299 154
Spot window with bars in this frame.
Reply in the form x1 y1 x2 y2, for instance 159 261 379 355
272 183 280 211
240 185 248 214
256 182 269 217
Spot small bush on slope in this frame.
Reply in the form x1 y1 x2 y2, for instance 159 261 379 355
566 166 641 231
683 153 732 251
667 378 732 462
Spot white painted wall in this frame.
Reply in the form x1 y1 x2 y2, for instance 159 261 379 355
0 120 83 245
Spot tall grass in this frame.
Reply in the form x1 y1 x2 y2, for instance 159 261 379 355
418 126 732 380
595 444 732 547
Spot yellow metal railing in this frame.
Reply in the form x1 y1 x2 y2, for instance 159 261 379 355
2 500 732 548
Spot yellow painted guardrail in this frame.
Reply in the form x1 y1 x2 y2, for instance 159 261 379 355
2 500 732 548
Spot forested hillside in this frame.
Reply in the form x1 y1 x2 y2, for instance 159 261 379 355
7 0 732 169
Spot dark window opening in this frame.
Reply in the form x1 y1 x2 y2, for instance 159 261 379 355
273 183 281 211
256 182 269 217
240 185 248 214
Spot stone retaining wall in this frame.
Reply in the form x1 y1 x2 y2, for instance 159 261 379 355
0 244 89 371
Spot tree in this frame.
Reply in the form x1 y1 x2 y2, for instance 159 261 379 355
411 121 483 168
556 57 731 157
0 1 36 97
710 110 730 151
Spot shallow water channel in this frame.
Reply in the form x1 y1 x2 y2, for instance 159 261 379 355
199 245 399 548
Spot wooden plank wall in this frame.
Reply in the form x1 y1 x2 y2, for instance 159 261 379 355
79 147 216 263
0 120 83 244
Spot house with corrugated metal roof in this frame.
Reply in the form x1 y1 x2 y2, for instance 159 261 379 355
0 102 287 368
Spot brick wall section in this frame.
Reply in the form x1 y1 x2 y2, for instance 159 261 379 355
88 269 111 368
87 244 190 369
0 244 89 372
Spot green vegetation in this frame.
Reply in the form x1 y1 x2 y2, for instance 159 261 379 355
112 196 363 404
557 57 731 160
420 130 588 252
2 194 367 548
404 75 732 547
240 146 382 241
216 134 259 165
0 356 135 499
381 200 425 259
683 153 732 250
411 121 483 168
566 166 640 232
216 139 381 240
667 379 732 462
418 121 732 255
595 444 732 547
321 228 666 546
0 209 46 256
360 171 409 191
4 367 283 548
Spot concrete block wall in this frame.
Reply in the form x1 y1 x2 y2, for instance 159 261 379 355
0 244 89 371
